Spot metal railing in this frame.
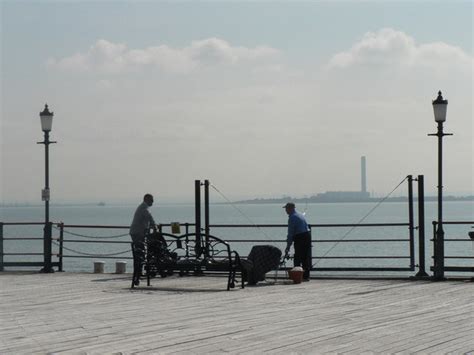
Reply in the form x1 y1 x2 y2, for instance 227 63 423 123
431 220 474 273
0 222 61 270
210 222 414 272
1 221 417 274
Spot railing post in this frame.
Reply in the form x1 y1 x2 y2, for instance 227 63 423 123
58 222 64 272
309 224 314 271
195 180 202 257
407 175 415 270
185 223 190 258
432 220 441 278
41 221 54 273
415 175 429 278
0 222 4 271
204 179 210 258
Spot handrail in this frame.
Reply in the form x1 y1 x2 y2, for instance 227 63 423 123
211 223 409 228
432 221 474 227
60 223 196 229
2 222 47 226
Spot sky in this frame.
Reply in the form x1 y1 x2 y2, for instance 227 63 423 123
1 0 473 204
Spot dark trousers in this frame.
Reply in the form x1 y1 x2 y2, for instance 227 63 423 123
293 232 312 279
131 241 145 281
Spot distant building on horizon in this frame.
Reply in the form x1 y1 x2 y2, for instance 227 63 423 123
313 156 371 202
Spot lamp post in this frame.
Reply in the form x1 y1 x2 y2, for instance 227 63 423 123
428 91 452 281
38 104 56 273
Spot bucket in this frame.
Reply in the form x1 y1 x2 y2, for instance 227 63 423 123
288 267 304 284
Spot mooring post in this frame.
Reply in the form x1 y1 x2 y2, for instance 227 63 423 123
204 179 210 258
415 175 429 278
407 175 415 270
195 180 202 257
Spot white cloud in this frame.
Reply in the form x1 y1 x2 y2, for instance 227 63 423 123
26 30 471 202
47 38 280 74
328 28 472 70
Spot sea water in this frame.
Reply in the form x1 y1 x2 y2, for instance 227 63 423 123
1 201 473 275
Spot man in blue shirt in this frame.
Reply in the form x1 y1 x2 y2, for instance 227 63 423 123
284 202 312 281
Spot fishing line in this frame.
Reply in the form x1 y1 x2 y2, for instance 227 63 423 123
210 184 276 243
211 183 294 282
312 176 409 267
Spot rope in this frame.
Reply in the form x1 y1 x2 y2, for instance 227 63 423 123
312 176 409 267
53 226 129 239
52 240 131 257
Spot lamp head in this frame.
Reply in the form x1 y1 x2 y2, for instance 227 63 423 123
432 91 448 123
40 104 54 132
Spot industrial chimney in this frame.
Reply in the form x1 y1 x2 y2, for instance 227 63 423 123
361 156 367 194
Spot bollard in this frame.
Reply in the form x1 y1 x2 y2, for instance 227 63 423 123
93 261 105 273
115 261 127 274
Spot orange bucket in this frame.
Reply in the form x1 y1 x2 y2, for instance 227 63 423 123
288 267 304 284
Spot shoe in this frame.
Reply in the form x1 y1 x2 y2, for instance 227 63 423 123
133 279 140 286
303 278 310 282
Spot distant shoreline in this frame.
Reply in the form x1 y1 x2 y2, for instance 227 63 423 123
232 195 474 204
1 195 473 207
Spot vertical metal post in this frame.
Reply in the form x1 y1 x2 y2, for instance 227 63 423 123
195 180 202 257
204 179 210 258
309 224 313 270
407 175 415 270
415 175 429 277
0 222 4 271
41 131 53 273
58 222 64 272
428 111 452 280
185 223 190 258
434 122 445 280
432 220 438 273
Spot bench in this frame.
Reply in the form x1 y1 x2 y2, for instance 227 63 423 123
132 232 246 291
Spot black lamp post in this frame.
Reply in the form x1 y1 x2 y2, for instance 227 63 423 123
38 104 56 273
428 91 452 281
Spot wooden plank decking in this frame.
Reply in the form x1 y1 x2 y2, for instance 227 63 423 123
0 271 472 354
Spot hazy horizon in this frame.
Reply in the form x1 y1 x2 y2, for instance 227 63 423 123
1 1 473 206
2 190 473 206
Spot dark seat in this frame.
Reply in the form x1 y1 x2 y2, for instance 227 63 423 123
245 245 282 285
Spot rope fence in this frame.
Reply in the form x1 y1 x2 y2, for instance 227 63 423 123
53 225 129 239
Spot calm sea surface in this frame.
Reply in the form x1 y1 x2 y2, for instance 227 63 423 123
1 201 473 275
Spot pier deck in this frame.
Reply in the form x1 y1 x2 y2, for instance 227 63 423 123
0 272 472 354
